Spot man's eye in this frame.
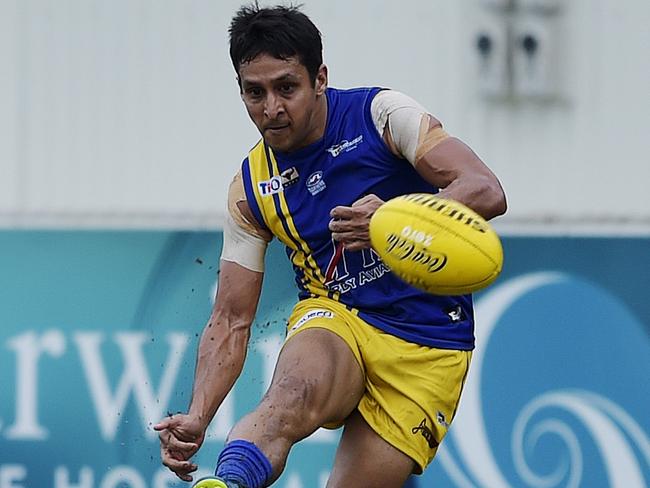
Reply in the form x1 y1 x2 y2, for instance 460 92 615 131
246 87 263 97
280 84 295 94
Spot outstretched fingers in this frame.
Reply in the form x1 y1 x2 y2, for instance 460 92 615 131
155 414 204 482
161 432 199 456
160 445 198 482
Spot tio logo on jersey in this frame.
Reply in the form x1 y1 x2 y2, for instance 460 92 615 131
258 175 284 196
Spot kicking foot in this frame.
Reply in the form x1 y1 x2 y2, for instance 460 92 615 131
192 477 241 488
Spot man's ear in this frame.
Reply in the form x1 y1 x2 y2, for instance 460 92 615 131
315 64 328 96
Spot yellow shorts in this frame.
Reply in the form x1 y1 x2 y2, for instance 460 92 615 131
285 297 472 473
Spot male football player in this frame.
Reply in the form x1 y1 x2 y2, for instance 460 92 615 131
156 4 506 487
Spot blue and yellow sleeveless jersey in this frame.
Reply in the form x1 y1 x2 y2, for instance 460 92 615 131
240 87 474 350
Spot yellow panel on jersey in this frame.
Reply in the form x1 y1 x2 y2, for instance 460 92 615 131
245 142 273 230
243 141 335 300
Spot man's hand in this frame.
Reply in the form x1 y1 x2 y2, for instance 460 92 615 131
154 413 205 482
329 194 384 251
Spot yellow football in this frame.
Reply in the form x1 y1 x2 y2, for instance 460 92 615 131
369 194 503 295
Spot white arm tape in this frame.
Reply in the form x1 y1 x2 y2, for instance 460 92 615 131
371 90 428 166
220 211 268 273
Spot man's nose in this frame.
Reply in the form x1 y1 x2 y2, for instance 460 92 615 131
264 94 285 119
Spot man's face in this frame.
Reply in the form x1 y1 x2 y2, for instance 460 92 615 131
238 54 327 153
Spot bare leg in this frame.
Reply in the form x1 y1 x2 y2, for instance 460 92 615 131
227 328 365 483
327 411 415 488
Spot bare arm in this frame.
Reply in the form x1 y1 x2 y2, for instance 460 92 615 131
190 178 268 424
155 260 263 481
411 116 507 220
189 259 264 426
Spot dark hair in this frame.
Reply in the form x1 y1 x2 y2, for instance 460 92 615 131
229 3 323 84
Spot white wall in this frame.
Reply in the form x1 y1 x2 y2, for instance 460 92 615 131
1 0 649 232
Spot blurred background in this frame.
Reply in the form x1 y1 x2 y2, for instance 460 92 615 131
0 1 648 487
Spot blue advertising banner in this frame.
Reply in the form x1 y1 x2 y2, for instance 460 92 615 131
0 233 648 487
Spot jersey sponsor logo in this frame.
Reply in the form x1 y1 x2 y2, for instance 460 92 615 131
306 171 326 196
436 411 449 428
280 166 299 188
326 135 364 157
290 309 334 332
324 239 391 293
258 175 283 196
411 418 439 449
446 305 463 322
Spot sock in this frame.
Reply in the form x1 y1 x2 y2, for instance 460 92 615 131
215 439 273 488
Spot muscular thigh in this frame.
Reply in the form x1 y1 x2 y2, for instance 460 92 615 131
264 326 364 428
256 298 366 432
